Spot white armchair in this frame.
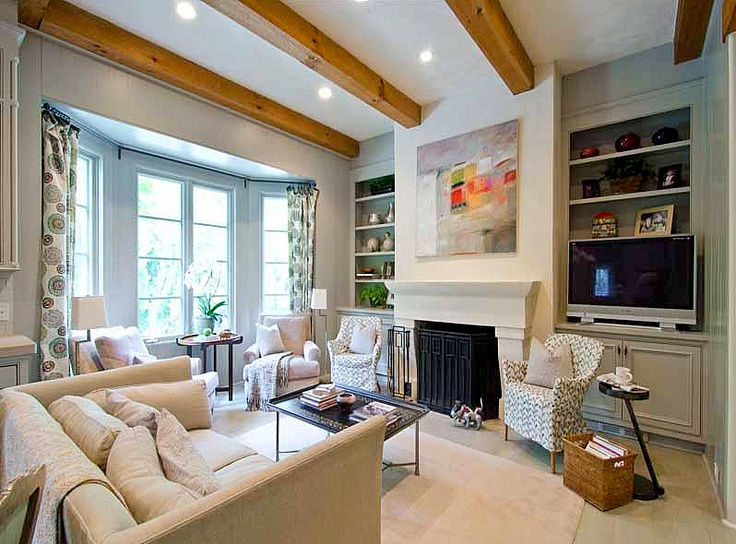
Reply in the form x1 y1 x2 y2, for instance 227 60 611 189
242 314 321 399
328 316 382 392
502 333 603 472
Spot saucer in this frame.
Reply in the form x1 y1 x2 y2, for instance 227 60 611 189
597 373 633 386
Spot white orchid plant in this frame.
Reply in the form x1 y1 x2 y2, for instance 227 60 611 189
184 260 227 325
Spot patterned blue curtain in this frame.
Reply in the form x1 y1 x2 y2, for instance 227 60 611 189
39 109 79 380
286 185 319 313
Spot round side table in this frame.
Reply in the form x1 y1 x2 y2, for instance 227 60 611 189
598 381 665 501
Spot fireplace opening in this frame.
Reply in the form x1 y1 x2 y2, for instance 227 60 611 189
415 321 501 420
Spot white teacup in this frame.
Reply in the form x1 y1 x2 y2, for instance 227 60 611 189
614 366 633 385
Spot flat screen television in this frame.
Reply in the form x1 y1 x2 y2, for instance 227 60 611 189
567 235 696 326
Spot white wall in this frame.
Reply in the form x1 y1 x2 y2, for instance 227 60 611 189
14 35 351 380
351 132 394 169
394 63 560 341
562 43 703 116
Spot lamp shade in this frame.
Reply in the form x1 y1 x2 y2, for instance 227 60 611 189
310 288 327 310
71 296 107 330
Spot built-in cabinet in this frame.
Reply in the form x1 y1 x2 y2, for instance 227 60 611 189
558 323 706 443
0 23 24 273
0 335 35 388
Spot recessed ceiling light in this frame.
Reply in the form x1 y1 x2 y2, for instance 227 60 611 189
420 50 434 63
354 0 370 2
176 1 197 20
318 86 333 100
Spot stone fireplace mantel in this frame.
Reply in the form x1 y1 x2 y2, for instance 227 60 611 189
385 280 542 396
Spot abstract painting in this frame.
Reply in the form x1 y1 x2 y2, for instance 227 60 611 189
416 120 519 257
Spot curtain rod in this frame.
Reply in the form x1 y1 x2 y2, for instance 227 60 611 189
42 103 81 133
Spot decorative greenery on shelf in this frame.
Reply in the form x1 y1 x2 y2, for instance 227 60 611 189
359 284 389 308
368 175 395 195
602 157 654 181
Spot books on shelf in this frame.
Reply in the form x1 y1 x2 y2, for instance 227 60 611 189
300 384 341 411
584 434 628 459
349 400 401 424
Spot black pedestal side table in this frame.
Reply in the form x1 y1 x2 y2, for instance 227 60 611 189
176 333 243 401
598 381 665 501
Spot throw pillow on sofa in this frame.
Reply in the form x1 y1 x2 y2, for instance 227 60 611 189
349 323 375 354
48 395 129 469
523 339 574 389
105 390 160 434
86 379 213 431
256 323 287 356
106 426 201 523
156 409 219 496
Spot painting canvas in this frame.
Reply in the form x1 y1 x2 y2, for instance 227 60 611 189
415 120 518 257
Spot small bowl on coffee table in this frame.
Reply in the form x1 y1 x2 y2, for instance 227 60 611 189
335 392 357 414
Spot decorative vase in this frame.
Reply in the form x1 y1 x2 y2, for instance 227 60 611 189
366 237 380 252
336 392 357 414
580 146 600 159
591 212 618 238
195 316 215 335
615 133 641 152
367 213 382 225
381 232 394 252
385 202 395 223
651 127 679 146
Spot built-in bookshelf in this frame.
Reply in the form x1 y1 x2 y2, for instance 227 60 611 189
352 172 396 308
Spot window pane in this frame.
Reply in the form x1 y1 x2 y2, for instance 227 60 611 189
74 209 89 255
263 231 288 263
193 224 228 261
138 258 181 298
263 295 289 314
138 175 181 220
138 217 182 258
263 263 288 295
186 260 228 297
74 254 89 297
263 196 288 231
139 298 182 337
76 156 90 206
193 186 228 226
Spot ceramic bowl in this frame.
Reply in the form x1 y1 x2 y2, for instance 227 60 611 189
335 392 357 413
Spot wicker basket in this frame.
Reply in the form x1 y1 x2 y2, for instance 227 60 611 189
610 175 642 195
563 433 637 511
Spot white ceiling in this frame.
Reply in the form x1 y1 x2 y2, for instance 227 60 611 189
67 0 678 143
51 102 302 180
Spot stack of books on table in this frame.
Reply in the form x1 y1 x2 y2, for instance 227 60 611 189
585 434 627 459
349 400 401 424
300 384 340 411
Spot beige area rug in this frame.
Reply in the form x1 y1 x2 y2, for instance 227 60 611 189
237 417 584 544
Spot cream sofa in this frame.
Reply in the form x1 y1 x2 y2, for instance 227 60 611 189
1 357 386 544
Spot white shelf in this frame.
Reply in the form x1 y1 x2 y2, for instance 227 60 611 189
355 192 395 203
569 186 691 206
354 279 387 283
569 234 692 243
355 251 395 257
355 222 395 231
569 140 691 167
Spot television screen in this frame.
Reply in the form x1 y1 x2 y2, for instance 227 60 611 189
568 236 695 311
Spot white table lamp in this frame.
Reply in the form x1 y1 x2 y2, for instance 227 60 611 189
71 296 107 375
310 288 328 346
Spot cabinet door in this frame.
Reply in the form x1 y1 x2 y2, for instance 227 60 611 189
625 341 701 437
582 337 623 420
0 361 20 388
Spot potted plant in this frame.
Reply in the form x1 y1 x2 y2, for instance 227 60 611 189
602 157 653 195
184 260 227 335
359 284 389 308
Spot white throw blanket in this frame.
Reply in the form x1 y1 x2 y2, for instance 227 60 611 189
244 351 293 411
0 390 125 544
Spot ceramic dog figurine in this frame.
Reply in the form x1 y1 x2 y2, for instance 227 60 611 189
450 399 483 430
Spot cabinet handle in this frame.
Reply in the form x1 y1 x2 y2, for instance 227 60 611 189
624 346 628 357
617 345 621 356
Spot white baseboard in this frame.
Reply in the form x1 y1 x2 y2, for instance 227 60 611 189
701 454 727 521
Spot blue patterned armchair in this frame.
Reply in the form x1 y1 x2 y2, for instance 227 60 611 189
327 316 382 391
502 333 603 472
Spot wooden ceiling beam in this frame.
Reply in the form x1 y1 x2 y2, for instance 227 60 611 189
18 0 51 29
723 0 736 40
32 0 359 157
674 0 715 64
200 0 422 128
444 0 534 95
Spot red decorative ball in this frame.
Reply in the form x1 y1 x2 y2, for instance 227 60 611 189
615 133 641 152
580 146 600 159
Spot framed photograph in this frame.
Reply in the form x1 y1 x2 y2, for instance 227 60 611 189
657 164 682 190
634 204 675 237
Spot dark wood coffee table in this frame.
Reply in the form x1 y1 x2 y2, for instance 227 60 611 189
268 385 429 475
